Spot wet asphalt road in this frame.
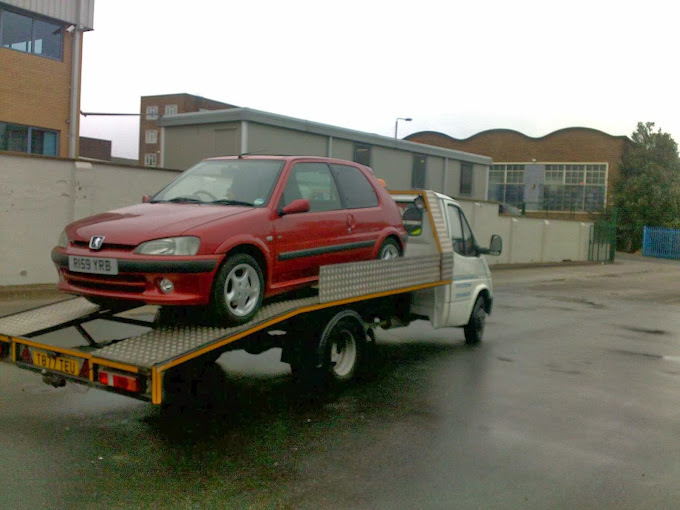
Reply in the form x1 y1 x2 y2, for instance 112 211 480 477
2 254 680 509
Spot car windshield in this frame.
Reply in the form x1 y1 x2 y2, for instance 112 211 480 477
151 159 285 207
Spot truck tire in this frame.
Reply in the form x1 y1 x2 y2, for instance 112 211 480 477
211 253 264 326
319 310 367 383
464 296 486 345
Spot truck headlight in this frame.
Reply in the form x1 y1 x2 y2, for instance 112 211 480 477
134 236 200 256
57 230 68 248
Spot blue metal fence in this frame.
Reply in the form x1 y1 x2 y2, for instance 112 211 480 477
642 226 680 259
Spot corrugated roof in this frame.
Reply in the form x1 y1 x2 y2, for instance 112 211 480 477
2 0 95 30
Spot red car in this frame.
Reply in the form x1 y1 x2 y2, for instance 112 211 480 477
52 156 407 324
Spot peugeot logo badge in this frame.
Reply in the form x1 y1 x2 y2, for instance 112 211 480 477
89 236 105 250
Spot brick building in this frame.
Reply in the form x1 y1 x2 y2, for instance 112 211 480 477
407 128 630 215
139 93 237 167
0 0 94 158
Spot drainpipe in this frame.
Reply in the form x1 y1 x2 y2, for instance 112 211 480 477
68 1 82 159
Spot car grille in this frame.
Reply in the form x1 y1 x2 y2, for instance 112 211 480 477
64 271 146 294
71 241 136 252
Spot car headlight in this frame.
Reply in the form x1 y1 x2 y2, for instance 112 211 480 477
134 236 200 256
57 230 68 248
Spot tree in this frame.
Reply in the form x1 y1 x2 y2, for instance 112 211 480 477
612 122 680 252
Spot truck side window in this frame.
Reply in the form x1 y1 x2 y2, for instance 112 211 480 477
460 211 477 257
446 204 465 255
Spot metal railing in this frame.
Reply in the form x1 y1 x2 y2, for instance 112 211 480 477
642 227 680 260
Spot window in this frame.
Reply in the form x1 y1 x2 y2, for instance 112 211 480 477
447 204 476 257
412 154 426 189
144 153 157 167
0 7 62 60
146 106 158 120
0 122 58 156
165 104 178 115
543 164 606 212
353 143 371 167
330 164 378 209
145 129 158 144
488 164 525 207
283 163 341 212
460 162 473 195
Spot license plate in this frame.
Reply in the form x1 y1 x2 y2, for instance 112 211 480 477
31 349 81 377
68 256 118 275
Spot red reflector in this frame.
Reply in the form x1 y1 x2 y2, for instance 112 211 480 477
79 360 90 379
20 346 33 364
98 369 140 393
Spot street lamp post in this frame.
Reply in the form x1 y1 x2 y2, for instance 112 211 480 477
394 117 412 138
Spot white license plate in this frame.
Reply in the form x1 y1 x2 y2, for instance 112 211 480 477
68 256 118 275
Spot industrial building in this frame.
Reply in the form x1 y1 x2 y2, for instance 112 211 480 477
0 0 94 158
407 128 630 215
157 107 492 201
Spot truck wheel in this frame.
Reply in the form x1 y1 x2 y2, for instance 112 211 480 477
378 238 402 260
464 296 486 345
211 253 264 325
320 310 367 383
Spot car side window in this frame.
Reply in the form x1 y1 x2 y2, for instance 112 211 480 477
329 164 379 209
283 163 342 212
446 204 465 255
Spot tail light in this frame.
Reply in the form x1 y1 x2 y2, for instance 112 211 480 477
98 368 142 393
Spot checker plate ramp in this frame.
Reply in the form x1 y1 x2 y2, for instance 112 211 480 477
94 296 318 367
0 297 99 337
319 254 441 303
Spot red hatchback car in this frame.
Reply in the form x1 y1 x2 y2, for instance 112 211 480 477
52 156 407 324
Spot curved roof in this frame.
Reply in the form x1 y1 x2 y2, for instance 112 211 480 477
407 127 629 143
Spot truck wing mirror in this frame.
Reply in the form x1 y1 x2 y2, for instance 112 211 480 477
479 234 502 256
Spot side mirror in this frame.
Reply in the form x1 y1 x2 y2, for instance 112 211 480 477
280 198 310 216
479 234 502 256
142 195 151 203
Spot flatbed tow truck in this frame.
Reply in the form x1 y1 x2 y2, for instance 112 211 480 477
0 191 500 405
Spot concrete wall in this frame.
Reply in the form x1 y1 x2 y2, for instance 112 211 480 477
248 123 328 157
0 153 593 287
457 199 591 265
0 154 178 285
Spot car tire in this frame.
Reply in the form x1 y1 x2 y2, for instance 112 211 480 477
464 296 486 345
377 237 402 260
211 253 264 326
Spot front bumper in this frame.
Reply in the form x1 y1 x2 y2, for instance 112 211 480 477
51 249 221 305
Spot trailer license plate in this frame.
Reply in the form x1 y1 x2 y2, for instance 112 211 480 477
31 349 81 377
68 256 118 275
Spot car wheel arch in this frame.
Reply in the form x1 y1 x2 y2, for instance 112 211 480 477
214 243 270 293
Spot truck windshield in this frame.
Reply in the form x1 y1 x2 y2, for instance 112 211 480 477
151 160 285 207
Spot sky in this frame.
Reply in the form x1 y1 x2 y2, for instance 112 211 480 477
79 0 680 159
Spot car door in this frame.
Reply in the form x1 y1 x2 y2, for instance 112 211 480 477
444 201 488 326
330 163 382 259
271 162 347 287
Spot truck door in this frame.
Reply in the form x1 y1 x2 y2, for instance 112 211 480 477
441 201 488 327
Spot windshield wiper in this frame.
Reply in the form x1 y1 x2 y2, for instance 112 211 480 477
209 199 254 207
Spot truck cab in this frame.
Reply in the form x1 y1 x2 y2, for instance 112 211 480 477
393 192 502 342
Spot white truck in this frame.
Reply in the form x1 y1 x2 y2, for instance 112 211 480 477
0 190 502 404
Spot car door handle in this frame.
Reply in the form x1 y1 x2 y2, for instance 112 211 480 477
347 214 356 232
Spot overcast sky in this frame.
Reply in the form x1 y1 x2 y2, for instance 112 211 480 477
79 0 680 159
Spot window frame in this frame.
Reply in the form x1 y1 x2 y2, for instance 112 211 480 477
164 104 178 115
146 106 159 120
330 164 379 209
353 143 371 167
0 121 59 156
0 5 63 61
144 153 157 167
145 129 158 144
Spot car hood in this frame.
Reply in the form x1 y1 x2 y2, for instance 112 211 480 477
65 203 252 245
